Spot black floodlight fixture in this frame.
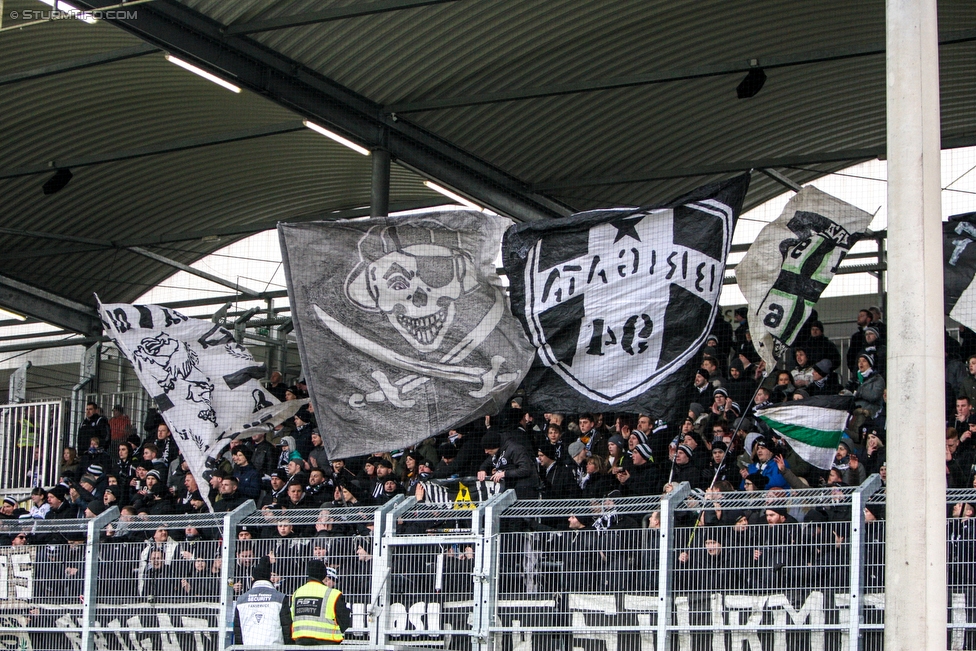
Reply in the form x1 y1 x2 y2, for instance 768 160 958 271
42 168 73 195
736 67 767 99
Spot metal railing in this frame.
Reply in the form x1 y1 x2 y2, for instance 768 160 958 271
0 400 66 496
85 390 151 442
3 477 976 651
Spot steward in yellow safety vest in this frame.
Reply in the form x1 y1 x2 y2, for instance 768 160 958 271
291 559 351 645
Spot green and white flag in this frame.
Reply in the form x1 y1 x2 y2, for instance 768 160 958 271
756 395 852 469
735 187 873 369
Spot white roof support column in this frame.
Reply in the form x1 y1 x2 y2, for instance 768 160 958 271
885 1 946 649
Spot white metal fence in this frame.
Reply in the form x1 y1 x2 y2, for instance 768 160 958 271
0 401 65 496
4 479 976 651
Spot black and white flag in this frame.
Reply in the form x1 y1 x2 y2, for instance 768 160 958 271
945 212 976 330
279 211 535 460
503 175 749 418
98 301 304 510
735 187 873 368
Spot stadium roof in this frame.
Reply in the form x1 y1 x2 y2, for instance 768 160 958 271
0 0 973 335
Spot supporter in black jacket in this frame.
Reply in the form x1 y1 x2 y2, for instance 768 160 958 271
245 431 278 478
537 442 579 500
615 444 659 496
726 359 758 408
806 359 842 396
805 321 842 372
477 432 538 499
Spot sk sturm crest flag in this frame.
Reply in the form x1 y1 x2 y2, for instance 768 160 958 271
503 175 749 418
944 212 976 330
98 301 304 510
756 395 852 470
279 211 535 460
736 187 873 368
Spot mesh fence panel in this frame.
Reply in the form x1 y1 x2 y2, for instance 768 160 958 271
9 485 976 650
0 401 64 496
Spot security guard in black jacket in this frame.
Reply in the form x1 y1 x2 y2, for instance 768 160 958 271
291 560 351 644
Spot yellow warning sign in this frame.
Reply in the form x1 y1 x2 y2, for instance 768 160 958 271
453 482 476 510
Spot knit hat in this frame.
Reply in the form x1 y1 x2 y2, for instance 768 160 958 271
87 464 104 477
608 434 626 448
813 359 833 376
865 326 881 339
308 559 329 581
689 403 704 419
713 387 729 398
857 352 875 368
745 473 769 489
278 435 297 450
437 442 458 459
631 431 649 446
734 307 748 319
3 497 16 507
633 443 653 461
146 470 162 481
864 427 886 445
676 444 694 459
752 436 770 450
537 441 557 460
711 441 728 452
272 470 289 481
696 368 710 381
252 555 273 582
405 450 424 464
86 500 107 516
287 450 303 463
481 432 502 450
567 440 585 458
730 358 745 372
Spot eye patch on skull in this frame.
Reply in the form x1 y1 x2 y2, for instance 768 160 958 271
413 255 456 288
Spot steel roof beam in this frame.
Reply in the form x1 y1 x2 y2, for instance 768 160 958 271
225 0 466 35
531 134 976 190
0 121 306 180
0 43 158 88
0 199 449 262
70 0 569 221
0 275 101 336
126 246 262 297
533 152 881 190
387 28 976 113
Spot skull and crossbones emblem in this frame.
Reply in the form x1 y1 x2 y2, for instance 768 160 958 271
346 225 476 352
313 219 519 409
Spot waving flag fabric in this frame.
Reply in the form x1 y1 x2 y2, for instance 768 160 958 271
944 212 976 330
280 211 534 460
735 187 873 368
502 175 749 420
98 301 302 510
756 395 852 470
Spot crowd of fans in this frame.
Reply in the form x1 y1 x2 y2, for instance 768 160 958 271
17 305 976 524
10 306 976 614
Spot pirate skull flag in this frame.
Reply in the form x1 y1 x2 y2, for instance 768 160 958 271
98 301 305 510
503 175 749 418
735 187 873 368
279 211 534 460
